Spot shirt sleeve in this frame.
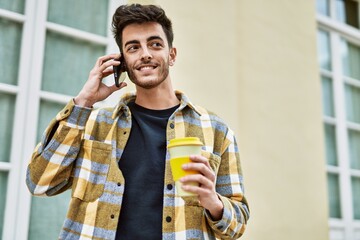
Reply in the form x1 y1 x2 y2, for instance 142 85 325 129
26 99 92 196
204 129 250 239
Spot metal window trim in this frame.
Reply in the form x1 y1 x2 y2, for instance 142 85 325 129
1 0 126 239
0 83 19 94
2 0 38 239
317 14 360 46
46 21 109 46
318 0 360 238
9 0 125 240
0 8 25 23
0 162 11 171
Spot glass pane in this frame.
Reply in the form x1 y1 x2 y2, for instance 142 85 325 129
322 76 335 117
0 0 25 13
352 177 360 220
317 0 330 16
48 0 109 36
336 0 359 29
28 191 71 239
337 0 347 22
0 93 15 162
327 173 342 218
317 30 332 71
345 84 360 123
37 100 65 142
348 129 360 170
0 172 8 238
0 18 22 85
341 39 360 80
41 31 106 97
30 100 71 239
324 124 338 166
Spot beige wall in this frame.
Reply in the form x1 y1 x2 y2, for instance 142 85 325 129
235 1 329 239
129 0 329 239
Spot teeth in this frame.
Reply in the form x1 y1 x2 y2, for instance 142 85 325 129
140 66 154 70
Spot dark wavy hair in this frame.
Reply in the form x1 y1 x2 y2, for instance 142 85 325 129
112 4 174 51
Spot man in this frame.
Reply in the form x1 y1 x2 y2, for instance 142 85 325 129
26 4 249 240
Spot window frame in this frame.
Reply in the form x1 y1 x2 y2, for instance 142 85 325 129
317 0 360 239
1 0 36 238
1 0 125 239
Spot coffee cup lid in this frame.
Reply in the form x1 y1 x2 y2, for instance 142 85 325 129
167 137 203 148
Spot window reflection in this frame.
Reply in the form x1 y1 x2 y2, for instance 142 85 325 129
317 0 330 16
318 30 332 71
336 0 359 29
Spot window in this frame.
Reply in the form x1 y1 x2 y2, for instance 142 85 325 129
0 0 124 239
317 0 360 239
318 0 331 16
336 0 359 29
0 172 8 237
0 0 25 238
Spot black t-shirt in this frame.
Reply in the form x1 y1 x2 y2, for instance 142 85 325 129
115 102 178 240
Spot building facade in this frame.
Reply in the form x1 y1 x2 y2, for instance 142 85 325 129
0 0 359 239
317 0 360 239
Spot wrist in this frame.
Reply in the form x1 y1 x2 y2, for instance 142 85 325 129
207 198 224 221
74 95 94 108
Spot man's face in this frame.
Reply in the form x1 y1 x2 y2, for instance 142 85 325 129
121 22 176 89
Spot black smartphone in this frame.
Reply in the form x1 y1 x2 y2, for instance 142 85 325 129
113 55 126 87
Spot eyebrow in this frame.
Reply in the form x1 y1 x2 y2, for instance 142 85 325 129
147 35 163 42
124 35 164 48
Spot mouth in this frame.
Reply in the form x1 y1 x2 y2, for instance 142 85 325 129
136 64 158 72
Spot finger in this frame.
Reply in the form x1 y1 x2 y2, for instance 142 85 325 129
94 55 120 75
113 53 123 61
109 81 127 91
181 174 213 189
181 183 211 196
102 66 115 77
112 58 121 65
98 59 120 73
190 155 211 168
183 162 215 182
96 53 121 66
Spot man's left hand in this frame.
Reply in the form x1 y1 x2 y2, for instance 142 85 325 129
180 155 224 221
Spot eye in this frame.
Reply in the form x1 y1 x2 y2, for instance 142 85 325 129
127 45 139 52
151 42 163 48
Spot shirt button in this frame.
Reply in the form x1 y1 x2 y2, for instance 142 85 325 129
123 131 127 135
169 123 174 129
117 182 121 186
166 216 172 222
167 184 173 190
111 214 115 219
64 109 69 114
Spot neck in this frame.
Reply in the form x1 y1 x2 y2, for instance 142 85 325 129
135 80 179 110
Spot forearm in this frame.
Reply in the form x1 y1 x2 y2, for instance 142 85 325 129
205 131 250 239
205 194 249 239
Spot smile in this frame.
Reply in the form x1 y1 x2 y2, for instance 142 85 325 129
137 64 158 71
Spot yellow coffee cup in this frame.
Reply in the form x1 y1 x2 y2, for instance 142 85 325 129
170 157 199 181
167 137 203 196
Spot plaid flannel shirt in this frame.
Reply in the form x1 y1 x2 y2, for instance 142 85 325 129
26 90 249 240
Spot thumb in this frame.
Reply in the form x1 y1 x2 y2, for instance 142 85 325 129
109 82 127 93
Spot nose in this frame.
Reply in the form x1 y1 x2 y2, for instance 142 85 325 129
141 47 152 61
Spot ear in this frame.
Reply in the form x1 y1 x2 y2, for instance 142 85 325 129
169 47 177 66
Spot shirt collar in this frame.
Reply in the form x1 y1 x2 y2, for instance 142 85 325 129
111 90 201 119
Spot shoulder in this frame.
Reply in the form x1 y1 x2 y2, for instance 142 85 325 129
190 105 238 155
194 105 231 133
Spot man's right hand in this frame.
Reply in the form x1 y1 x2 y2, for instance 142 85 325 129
74 53 127 107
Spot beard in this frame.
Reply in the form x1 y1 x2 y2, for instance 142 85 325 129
126 59 170 89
